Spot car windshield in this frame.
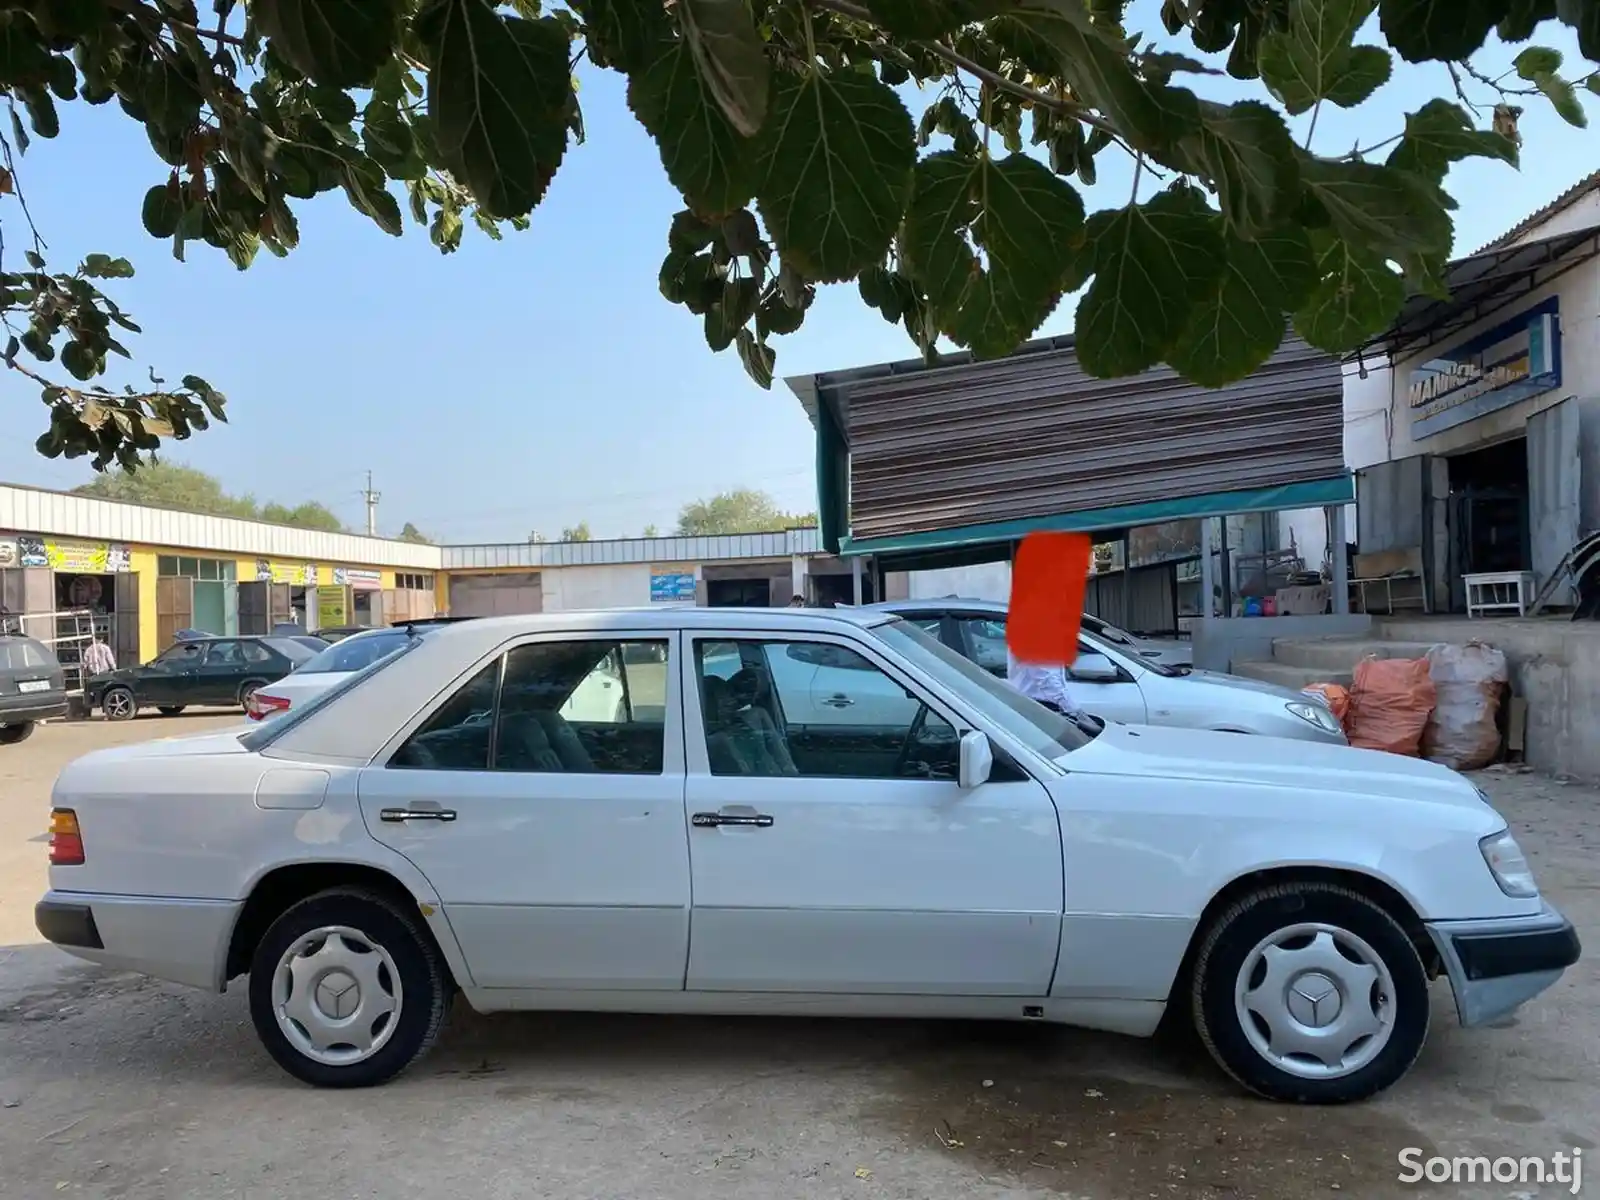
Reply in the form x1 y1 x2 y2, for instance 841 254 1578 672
870 618 1091 759
262 637 319 664
294 629 413 675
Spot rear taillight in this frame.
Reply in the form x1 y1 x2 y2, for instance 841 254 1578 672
246 692 291 721
49 808 84 866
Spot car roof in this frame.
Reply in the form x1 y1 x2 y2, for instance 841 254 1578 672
419 606 894 638
859 597 1007 614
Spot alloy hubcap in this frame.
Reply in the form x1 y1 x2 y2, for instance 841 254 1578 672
1233 922 1396 1081
106 692 131 717
272 925 402 1067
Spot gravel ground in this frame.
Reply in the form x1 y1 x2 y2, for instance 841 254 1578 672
0 716 1595 1199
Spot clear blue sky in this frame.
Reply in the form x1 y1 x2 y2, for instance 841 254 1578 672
4 4 1593 543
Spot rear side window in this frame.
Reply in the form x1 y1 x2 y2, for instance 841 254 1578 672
296 630 412 674
0 638 55 670
263 637 318 664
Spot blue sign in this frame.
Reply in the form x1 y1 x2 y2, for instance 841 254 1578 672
1409 296 1562 439
650 572 696 603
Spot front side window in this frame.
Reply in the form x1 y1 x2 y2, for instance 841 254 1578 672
954 615 1009 676
694 639 960 781
157 642 205 667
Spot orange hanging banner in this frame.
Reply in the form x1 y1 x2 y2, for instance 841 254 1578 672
1006 531 1092 667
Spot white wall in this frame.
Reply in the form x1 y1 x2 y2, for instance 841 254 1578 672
907 562 1012 601
1505 190 1600 248
539 563 652 611
1278 508 1330 573
1345 255 1600 471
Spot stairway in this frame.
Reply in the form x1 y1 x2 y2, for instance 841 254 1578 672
1232 637 1444 690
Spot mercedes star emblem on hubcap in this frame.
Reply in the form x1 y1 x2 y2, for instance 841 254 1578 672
1286 971 1342 1028
316 971 360 1020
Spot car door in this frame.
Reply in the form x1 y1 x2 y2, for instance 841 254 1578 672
682 631 1063 997
951 614 1147 724
356 632 691 992
138 641 205 704
196 639 250 703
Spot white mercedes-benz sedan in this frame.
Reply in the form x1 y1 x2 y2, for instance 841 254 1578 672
36 608 1578 1100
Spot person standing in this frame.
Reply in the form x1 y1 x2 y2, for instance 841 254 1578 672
83 633 116 676
1005 648 1076 715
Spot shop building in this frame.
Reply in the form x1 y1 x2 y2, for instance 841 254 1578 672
1347 171 1600 613
0 484 440 685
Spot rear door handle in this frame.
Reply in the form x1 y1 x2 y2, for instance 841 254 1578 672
692 812 774 829
379 807 458 823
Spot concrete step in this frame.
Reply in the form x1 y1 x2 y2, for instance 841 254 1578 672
1232 660 1354 691
1270 638 1441 671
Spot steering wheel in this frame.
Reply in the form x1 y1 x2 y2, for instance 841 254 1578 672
893 705 929 778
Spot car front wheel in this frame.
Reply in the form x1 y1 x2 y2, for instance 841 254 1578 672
102 686 137 721
1190 881 1429 1104
248 888 450 1088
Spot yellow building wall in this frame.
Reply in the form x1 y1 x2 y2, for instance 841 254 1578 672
130 546 160 666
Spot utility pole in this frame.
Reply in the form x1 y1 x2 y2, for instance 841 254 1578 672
362 470 381 536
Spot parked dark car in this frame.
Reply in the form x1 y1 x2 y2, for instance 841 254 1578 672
0 633 67 744
86 636 319 721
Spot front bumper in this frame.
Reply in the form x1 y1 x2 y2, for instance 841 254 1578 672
1426 903 1581 1028
35 890 241 992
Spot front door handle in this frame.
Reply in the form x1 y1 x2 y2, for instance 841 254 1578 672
379 807 458 823
821 694 854 708
692 812 775 829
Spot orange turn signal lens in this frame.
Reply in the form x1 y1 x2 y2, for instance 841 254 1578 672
48 808 84 866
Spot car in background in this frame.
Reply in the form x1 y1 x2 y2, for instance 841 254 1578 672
0 633 67 744
36 607 1578 1100
844 599 1345 744
87 636 318 721
307 625 371 644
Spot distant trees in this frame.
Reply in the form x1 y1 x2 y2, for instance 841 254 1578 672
74 462 349 531
397 522 433 544
676 489 816 536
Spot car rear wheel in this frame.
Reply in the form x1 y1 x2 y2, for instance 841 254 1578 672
0 721 34 745
102 686 137 721
248 888 450 1088
238 679 267 712
1190 881 1429 1104
158 705 187 716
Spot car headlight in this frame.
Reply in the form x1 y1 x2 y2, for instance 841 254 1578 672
1479 828 1539 898
1285 700 1343 734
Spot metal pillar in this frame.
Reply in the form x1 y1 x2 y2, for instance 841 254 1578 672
851 555 864 605
1330 505 1350 614
1200 518 1215 619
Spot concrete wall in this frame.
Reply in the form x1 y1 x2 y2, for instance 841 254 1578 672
540 563 651 611
1192 614 1374 674
1381 616 1600 780
907 562 1012 601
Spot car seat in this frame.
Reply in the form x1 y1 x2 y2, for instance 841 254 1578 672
728 667 798 776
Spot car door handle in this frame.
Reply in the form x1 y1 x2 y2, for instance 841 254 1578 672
379 807 458 823
821 695 854 708
691 812 774 829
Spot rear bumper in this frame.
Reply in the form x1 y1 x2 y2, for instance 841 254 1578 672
35 890 241 992
0 696 67 724
1426 903 1581 1028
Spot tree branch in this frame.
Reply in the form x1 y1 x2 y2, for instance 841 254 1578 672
103 0 248 48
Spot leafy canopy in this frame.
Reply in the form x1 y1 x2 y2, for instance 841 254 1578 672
3 0 1596 466
677 487 816 535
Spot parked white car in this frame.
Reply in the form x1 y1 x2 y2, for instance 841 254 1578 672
854 599 1343 743
37 608 1577 1100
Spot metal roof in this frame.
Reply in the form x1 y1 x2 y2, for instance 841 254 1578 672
442 527 826 569
1474 169 1600 254
1356 226 1600 357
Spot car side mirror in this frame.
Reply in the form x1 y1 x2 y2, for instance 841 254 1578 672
1068 652 1119 683
958 730 993 790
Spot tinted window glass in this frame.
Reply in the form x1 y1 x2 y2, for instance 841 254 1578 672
0 638 53 670
495 640 667 775
954 616 1009 676
297 630 412 675
389 660 500 771
694 639 958 781
241 641 275 664
206 641 244 666
263 637 317 664
158 642 206 666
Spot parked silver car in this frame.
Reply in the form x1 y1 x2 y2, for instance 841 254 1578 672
862 599 1344 744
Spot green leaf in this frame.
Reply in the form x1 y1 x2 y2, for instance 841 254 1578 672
569 0 669 71
1292 231 1405 353
1385 99 1520 183
20 85 58 138
1180 100 1299 233
1378 0 1499 62
1513 44 1564 77
1299 155 1453 260
1536 72 1588 127
859 0 1013 37
754 68 914 283
1558 0 1600 58
1075 182 1226 378
1500 0 1557 42
253 0 404 88
629 39 758 217
1168 226 1314 386
757 289 807 336
902 151 1084 358
704 275 757 351
81 253 134 279
0 12 51 87
141 183 183 238
679 0 769 138
416 1 573 219
1589 73 1600 97
61 341 96 381
736 327 775 388
341 163 404 235
1257 0 1389 115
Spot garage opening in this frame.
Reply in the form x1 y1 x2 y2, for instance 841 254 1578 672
706 578 772 607
1448 436 1530 578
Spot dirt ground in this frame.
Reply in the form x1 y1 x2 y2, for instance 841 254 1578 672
1 715 1596 1199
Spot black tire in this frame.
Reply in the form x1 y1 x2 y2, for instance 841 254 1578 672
102 686 137 721
1190 881 1429 1104
238 679 267 712
248 887 449 1088
158 706 187 716
0 721 34 745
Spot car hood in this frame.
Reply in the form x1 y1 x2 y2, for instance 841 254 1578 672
1174 667 1309 703
1064 722 1494 815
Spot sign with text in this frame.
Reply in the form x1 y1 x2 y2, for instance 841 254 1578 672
256 560 317 586
1409 297 1561 438
650 565 697 603
15 535 131 573
317 585 348 627
334 567 383 590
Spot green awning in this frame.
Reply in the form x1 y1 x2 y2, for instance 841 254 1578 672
815 396 850 554
838 474 1355 558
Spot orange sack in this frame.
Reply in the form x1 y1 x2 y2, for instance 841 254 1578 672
1301 683 1350 725
1345 656 1437 756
